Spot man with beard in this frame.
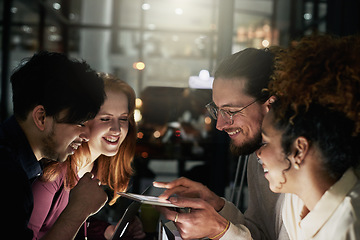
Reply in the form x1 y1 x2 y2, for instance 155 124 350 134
0 51 108 239
154 48 289 239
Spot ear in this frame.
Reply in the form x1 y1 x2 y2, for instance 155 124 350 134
263 95 277 113
290 136 309 165
32 105 47 131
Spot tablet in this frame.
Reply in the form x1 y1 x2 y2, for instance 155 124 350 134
117 192 183 208
110 201 142 240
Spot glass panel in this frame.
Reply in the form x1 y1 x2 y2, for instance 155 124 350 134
233 0 274 50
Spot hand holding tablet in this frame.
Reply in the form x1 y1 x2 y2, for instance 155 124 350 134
117 192 183 208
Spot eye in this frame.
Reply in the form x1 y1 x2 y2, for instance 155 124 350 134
119 118 128 122
100 118 110 122
260 141 267 147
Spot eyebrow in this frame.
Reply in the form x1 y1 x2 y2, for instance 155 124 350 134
219 103 248 108
98 112 129 116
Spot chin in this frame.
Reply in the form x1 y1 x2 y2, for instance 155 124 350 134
103 149 119 157
269 181 285 193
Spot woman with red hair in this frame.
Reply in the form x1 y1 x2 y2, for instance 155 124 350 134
28 73 145 239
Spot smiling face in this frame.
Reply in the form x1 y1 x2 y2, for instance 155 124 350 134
256 111 294 193
87 90 129 159
41 116 90 162
212 77 268 155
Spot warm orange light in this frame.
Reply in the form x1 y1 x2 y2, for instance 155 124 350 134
137 132 144 139
204 116 212 125
141 151 149 158
133 61 145 70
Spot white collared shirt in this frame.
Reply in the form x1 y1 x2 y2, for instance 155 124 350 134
282 168 360 240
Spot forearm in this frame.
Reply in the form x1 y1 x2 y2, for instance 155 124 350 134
41 204 87 240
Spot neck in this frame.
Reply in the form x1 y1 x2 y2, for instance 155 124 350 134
293 164 336 212
18 119 43 161
77 150 100 178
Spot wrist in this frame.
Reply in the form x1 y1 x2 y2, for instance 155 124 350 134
214 197 225 212
209 220 230 240
64 200 89 222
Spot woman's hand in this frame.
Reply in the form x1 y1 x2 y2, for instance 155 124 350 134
104 216 146 240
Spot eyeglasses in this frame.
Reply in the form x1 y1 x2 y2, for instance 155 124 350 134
205 99 258 124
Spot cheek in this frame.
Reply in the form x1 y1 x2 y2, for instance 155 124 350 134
120 125 129 140
240 113 263 135
89 124 107 139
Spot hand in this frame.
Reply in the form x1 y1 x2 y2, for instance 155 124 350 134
42 173 108 240
126 216 146 239
157 197 229 240
107 217 146 240
68 172 108 218
104 225 116 240
153 177 225 212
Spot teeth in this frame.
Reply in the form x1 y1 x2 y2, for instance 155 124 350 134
264 168 269 173
105 136 118 143
227 129 242 136
70 143 79 150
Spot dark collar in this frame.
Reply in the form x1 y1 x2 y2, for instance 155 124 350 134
0 116 42 180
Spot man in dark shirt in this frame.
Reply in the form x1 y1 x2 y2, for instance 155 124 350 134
0 51 108 239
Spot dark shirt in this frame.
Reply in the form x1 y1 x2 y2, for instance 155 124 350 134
0 116 42 239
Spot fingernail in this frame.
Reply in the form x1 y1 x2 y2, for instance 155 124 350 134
170 197 178 203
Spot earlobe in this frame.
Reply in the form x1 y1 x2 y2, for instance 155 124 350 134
32 105 47 131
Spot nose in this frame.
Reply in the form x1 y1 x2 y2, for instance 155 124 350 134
79 125 90 142
216 114 232 131
110 120 121 134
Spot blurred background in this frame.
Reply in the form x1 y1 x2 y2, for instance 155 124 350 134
1 0 359 223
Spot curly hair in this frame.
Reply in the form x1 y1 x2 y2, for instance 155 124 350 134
270 35 360 134
269 35 360 180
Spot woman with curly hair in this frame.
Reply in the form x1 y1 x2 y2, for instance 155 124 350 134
28 73 145 240
256 35 360 239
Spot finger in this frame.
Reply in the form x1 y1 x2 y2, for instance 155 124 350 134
154 177 193 189
94 178 102 186
82 172 94 180
169 197 208 210
153 181 169 188
156 206 179 222
134 231 146 239
159 186 188 199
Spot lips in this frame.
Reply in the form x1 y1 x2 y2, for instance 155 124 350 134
225 128 243 137
103 136 120 145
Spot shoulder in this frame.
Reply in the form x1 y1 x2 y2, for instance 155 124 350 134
33 164 68 194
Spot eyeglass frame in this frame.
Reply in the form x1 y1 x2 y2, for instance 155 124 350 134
205 98 259 124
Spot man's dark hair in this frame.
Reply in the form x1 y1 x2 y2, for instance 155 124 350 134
11 51 105 124
214 48 275 102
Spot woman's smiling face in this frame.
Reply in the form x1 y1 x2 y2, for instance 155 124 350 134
87 90 129 158
256 111 293 193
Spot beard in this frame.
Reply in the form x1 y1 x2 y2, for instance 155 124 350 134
41 123 61 162
229 131 262 156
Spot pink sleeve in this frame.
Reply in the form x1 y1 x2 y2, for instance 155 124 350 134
28 175 63 240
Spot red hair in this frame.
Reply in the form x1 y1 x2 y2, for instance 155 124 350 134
42 73 136 205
